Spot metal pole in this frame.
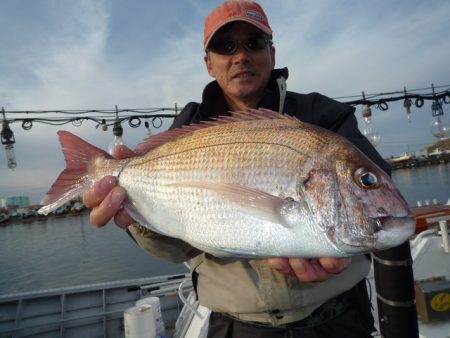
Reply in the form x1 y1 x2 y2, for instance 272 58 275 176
372 241 419 337
438 220 450 253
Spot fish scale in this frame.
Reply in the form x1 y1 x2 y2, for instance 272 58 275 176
39 109 415 257
115 120 319 255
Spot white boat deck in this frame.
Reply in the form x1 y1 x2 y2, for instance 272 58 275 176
0 273 192 338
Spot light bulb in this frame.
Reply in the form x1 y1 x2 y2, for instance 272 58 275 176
108 119 125 156
4 144 17 169
101 119 108 131
108 134 125 156
430 99 449 140
430 116 450 140
360 105 381 147
1 115 17 169
145 121 152 136
403 98 412 122
362 117 381 147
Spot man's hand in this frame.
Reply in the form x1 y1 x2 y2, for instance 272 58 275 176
82 145 135 228
267 257 352 282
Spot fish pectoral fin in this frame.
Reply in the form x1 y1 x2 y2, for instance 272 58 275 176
170 182 300 228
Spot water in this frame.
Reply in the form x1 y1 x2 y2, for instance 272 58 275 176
1 164 449 296
0 214 186 295
391 163 450 206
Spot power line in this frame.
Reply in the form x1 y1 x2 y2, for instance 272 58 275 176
2 107 179 130
332 84 450 100
1 85 450 130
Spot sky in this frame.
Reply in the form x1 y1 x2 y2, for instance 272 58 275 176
1 0 450 204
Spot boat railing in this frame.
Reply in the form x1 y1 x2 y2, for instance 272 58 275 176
0 273 191 338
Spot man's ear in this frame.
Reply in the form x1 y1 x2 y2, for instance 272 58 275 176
204 54 215 78
270 46 276 69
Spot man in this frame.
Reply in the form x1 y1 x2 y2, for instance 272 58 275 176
84 1 388 337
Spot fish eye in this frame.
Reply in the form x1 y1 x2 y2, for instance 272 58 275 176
354 168 379 189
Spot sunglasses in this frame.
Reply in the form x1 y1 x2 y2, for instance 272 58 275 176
207 36 272 55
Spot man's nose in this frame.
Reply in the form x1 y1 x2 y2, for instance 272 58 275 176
231 45 251 62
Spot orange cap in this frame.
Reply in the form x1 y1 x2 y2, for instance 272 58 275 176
204 1 272 49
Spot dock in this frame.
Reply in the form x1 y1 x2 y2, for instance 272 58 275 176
387 153 450 170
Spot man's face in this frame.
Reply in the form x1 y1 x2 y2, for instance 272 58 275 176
204 22 275 108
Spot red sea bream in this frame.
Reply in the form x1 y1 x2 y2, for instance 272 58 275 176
39 109 415 257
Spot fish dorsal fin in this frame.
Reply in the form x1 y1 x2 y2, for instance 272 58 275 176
134 108 294 155
134 129 194 155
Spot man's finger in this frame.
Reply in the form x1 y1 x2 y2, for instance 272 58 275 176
114 207 134 229
318 257 352 274
288 258 330 282
267 257 295 275
83 176 117 208
89 187 126 227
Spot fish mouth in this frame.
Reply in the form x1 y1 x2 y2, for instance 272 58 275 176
336 215 416 251
374 213 416 231
368 216 388 233
372 215 416 250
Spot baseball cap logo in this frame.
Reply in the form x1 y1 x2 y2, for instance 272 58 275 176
245 9 264 21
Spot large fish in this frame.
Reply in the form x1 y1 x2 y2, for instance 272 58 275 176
39 109 415 257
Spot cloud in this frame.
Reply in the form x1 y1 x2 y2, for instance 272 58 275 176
1 0 450 202
265 0 450 157
1 1 113 109
270 0 450 93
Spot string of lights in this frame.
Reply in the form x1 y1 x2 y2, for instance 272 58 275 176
1 85 450 169
2 106 179 130
2 85 449 129
332 83 450 101
1 85 449 128
343 86 450 111
348 84 450 147
1 105 180 169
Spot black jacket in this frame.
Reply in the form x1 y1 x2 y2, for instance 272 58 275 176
126 68 381 325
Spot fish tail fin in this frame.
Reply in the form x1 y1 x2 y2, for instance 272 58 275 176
38 131 111 215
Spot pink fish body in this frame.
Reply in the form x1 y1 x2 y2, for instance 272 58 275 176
39 109 415 257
